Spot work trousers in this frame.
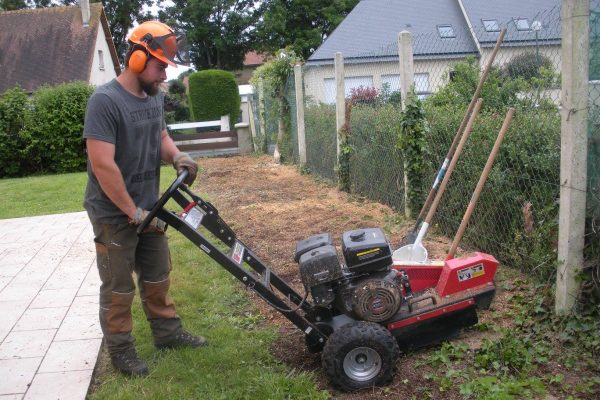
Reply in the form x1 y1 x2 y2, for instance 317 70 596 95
92 223 182 355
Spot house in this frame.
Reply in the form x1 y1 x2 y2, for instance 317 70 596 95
0 1 120 94
305 0 560 103
235 51 266 84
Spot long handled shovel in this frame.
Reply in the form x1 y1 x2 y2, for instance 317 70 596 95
401 28 507 246
393 98 484 263
446 108 515 260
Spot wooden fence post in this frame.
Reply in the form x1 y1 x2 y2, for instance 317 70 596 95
398 31 415 218
294 64 307 166
556 0 590 314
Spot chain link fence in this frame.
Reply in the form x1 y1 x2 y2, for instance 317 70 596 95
294 3 565 278
588 0 600 271
248 2 598 281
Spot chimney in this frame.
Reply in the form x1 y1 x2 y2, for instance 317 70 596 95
80 0 90 27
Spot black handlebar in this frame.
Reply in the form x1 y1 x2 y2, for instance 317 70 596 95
137 169 189 234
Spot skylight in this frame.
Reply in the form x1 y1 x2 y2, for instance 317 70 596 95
437 25 456 38
514 18 530 31
482 19 500 32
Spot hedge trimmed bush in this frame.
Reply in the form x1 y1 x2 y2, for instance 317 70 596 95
421 103 560 278
0 81 94 178
0 86 29 177
188 70 240 125
23 82 94 174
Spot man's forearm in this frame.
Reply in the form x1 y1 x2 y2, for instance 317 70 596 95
160 131 181 164
92 161 137 219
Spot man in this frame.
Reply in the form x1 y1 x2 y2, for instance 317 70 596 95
83 21 205 377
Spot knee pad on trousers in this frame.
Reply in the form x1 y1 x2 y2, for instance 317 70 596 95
141 278 177 320
105 291 135 334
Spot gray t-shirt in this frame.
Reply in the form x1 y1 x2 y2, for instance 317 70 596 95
83 79 167 224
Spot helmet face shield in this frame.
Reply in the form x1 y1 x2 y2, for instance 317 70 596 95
146 31 190 67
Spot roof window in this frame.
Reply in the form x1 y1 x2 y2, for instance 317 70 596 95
437 25 456 38
482 19 500 32
514 17 530 31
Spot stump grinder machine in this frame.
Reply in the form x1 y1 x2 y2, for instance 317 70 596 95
138 170 498 392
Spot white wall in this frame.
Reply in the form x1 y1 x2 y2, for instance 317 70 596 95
303 44 561 105
89 24 118 86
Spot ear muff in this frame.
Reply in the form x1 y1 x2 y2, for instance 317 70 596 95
128 48 148 74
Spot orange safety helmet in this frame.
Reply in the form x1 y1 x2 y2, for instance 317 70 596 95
127 21 189 73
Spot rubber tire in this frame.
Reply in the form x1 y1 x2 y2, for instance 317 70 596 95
322 321 400 392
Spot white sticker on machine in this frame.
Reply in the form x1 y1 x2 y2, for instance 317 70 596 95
232 241 245 265
184 206 204 230
458 263 485 282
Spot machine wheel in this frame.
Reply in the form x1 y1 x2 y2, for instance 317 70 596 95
322 321 400 392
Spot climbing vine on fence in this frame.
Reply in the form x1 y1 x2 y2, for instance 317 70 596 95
398 92 428 215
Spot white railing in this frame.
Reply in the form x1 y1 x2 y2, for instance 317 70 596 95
168 115 230 132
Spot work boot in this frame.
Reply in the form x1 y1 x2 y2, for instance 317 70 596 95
156 330 208 350
111 348 149 377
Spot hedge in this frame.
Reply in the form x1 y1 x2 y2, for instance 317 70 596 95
188 70 240 125
0 81 94 178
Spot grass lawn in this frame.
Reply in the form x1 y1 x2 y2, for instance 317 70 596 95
0 168 327 399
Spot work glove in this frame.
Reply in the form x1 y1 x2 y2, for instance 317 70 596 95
173 152 198 185
129 207 167 232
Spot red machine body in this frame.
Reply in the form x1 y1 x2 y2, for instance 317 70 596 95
392 252 498 295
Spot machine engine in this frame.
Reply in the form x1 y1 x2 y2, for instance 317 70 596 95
296 228 402 323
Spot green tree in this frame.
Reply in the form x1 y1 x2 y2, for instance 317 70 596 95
0 0 27 10
101 0 156 62
255 0 359 60
159 0 259 70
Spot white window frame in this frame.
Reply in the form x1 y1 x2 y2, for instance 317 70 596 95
98 50 105 71
414 73 430 99
514 17 531 31
482 19 500 32
437 24 456 38
381 74 401 92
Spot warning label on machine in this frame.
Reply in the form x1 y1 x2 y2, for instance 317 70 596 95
458 263 485 282
232 242 245 265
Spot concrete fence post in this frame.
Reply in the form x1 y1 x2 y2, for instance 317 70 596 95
294 64 307 165
258 79 268 153
556 0 590 314
335 52 345 163
398 31 415 218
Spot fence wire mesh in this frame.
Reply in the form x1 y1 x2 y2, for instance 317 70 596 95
303 63 338 181
292 3 568 278
589 1 600 266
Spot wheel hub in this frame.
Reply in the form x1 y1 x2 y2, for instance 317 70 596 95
343 347 382 382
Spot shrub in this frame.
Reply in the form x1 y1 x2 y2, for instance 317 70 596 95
349 85 378 104
188 70 240 125
427 56 523 112
503 52 553 81
349 103 404 208
0 86 29 177
421 102 560 277
304 103 337 181
22 81 94 174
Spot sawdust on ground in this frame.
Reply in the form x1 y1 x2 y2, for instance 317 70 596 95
195 155 500 399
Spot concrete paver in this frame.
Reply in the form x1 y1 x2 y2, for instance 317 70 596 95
0 212 100 399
